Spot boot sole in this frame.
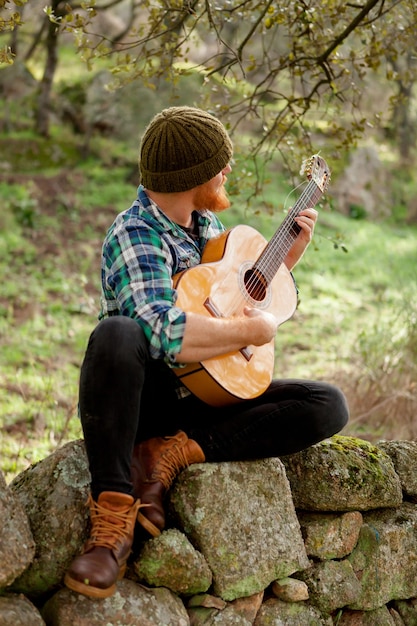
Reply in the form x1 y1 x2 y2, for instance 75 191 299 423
137 511 161 537
63 564 126 599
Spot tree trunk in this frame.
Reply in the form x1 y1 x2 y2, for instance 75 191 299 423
388 52 416 163
35 3 61 137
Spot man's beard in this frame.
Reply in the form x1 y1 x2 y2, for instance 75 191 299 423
193 183 231 213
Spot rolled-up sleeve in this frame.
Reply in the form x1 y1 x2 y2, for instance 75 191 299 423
101 219 187 362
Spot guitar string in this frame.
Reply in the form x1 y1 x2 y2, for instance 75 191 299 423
217 159 329 317
243 179 321 301
217 179 320 319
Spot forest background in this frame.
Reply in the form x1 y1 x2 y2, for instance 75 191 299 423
0 0 416 482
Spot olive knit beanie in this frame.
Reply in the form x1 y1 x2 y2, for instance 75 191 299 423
139 106 233 193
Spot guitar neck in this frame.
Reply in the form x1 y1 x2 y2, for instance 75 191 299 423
253 179 323 284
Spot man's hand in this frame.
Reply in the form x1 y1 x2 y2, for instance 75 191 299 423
284 207 318 270
242 306 279 346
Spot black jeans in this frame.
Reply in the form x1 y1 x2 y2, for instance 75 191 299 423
79 316 349 498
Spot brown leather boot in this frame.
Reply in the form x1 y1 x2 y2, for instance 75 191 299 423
131 431 205 537
64 491 142 598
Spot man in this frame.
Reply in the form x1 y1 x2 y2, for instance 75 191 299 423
64 106 349 598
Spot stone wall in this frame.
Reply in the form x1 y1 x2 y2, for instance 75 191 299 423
1 435 417 625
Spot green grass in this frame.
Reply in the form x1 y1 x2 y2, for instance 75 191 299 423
0 136 416 482
283 213 417 371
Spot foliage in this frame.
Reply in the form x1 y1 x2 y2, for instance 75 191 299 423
1 0 417 166
0 0 24 64
48 0 417 161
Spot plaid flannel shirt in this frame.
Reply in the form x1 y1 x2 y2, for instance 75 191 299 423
99 185 226 364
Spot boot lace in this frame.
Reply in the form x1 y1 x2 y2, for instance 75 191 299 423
87 496 141 551
150 435 191 489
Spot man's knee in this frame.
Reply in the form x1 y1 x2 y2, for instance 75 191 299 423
92 316 143 343
326 383 349 433
88 316 148 363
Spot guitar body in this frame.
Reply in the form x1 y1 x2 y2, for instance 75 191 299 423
173 225 298 406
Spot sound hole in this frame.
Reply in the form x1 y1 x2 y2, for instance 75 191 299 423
244 268 267 302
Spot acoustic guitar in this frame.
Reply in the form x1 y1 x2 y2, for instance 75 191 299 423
173 154 331 406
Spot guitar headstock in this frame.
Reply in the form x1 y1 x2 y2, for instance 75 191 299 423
300 154 331 193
